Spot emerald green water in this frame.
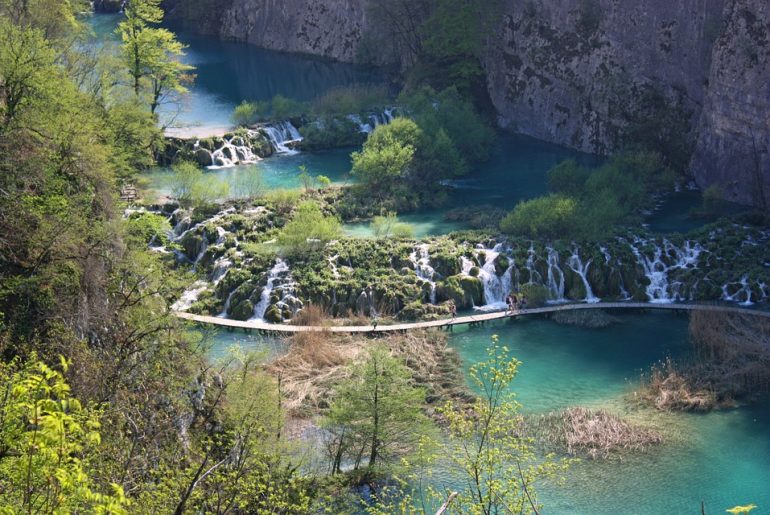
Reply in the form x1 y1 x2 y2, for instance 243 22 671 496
445 313 770 514
200 312 770 513
144 147 355 200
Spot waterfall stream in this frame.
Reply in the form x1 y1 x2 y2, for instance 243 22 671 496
262 121 302 154
410 244 437 304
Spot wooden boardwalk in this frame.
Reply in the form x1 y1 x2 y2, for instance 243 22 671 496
174 302 770 335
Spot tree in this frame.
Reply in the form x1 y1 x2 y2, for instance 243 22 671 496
323 345 431 472
500 195 578 239
118 0 193 114
0 357 128 513
371 212 414 239
168 161 229 207
233 167 266 198
351 117 420 198
277 201 341 256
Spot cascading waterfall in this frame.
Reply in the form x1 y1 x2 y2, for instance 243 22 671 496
524 244 543 285
722 276 754 306
250 259 292 321
545 247 566 302
262 121 302 154
629 238 703 303
566 247 599 303
410 244 437 304
462 244 513 310
171 281 209 312
208 133 260 168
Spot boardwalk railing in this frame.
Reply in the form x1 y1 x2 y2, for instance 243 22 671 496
174 302 770 335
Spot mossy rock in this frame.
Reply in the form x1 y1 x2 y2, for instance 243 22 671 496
230 300 254 321
520 283 548 308
264 304 283 323
179 231 206 262
494 255 510 276
469 266 480 277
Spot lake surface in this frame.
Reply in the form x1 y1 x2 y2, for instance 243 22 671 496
199 312 770 513
446 312 770 514
85 14 384 129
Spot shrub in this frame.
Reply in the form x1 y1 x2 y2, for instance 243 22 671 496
371 212 414 239
520 283 548 307
499 195 578 239
277 201 341 256
125 212 171 246
311 85 390 116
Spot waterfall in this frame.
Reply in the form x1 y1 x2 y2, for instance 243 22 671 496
410 244 437 304
722 276 755 306
524 244 543 284
208 133 260 169
545 247 566 302
328 254 341 279
347 114 373 134
171 281 208 312
566 247 599 303
629 238 703 303
218 288 237 318
210 256 232 284
262 121 302 154
462 244 513 310
250 259 292 321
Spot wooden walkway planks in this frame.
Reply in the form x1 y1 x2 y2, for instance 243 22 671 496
173 302 770 334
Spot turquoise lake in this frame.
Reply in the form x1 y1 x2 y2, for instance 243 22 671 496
203 312 770 514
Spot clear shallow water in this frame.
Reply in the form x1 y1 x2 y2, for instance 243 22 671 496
85 14 384 129
144 148 355 199
445 313 770 514
196 326 285 362
646 190 751 234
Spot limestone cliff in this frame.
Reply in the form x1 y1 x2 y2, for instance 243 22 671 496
691 0 770 208
165 0 770 208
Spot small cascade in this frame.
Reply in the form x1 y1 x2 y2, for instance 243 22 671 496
250 260 296 321
208 133 260 169
566 247 599 303
171 281 209 312
210 257 232 284
218 288 237 318
722 276 754 306
629 238 703 303
464 244 513 310
410 244 437 304
524 244 543 284
262 121 302 154
328 254 341 279
347 114 373 134
545 247 566 302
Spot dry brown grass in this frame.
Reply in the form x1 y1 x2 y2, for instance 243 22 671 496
268 329 470 418
531 407 664 459
636 311 770 411
290 304 329 326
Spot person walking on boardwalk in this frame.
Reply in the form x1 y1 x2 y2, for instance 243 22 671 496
371 316 378 331
450 302 457 319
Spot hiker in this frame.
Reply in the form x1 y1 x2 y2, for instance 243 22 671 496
505 293 514 314
450 302 457 319
371 316 378 331
511 293 519 313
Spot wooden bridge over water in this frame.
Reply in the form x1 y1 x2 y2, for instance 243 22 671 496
174 302 770 335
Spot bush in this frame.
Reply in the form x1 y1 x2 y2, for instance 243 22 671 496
311 85 390 116
499 195 578 239
351 118 420 197
232 167 265 198
277 201 341 256
520 283 548 307
265 189 302 215
167 161 229 207
125 212 171 246
371 212 414 239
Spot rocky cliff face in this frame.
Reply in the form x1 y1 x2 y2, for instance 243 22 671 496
691 0 770 208
485 0 770 208
165 0 770 208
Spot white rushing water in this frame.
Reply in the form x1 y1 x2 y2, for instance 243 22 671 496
722 276 755 306
262 121 302 154
410 244 437 304
629 238 703 303
171 281 209 312
566 246 599 303
545 247 566 303
207 132 261 169
250 259 292 321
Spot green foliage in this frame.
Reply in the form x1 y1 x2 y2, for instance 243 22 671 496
419 0 503 92
168 161 229 207
500 195 579 239
264 188 302 215
322 345 432 471
0 357 128 513
277 201 341 256
125 211 172 246
311 85 391 116
106 100 162 176
271 94 307 119
351 118 420 199
503 151 674 240
232 167 266 198
231 100 261 126
520 283 548 308
702 184 726 217
371 212 414 239
118 0 194 113
367 336 571 514
231 95 308 126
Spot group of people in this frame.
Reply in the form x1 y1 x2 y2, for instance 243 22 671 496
505 292 527 314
